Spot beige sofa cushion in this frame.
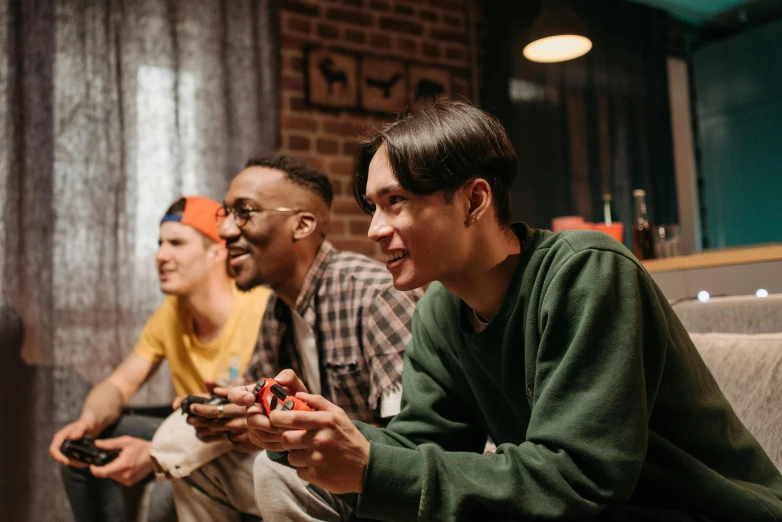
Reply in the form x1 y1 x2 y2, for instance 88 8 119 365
689 332 782 470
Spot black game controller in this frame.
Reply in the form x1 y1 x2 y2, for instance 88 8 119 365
60 435 120 467
180 394 230 420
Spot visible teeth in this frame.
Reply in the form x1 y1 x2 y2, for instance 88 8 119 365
386 251 406 262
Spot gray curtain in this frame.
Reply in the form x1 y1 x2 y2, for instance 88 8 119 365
0 0 278 519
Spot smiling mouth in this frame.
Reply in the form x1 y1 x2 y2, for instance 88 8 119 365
228 250 252 266
385 250 408 265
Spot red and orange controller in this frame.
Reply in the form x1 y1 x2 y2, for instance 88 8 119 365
253 378 314 416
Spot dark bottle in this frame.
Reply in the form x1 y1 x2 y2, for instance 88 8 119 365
632 189 656 260
601 193 619 225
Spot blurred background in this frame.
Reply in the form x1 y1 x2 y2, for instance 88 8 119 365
1 0 781 519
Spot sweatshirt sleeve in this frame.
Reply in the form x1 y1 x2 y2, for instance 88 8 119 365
354 250 670 522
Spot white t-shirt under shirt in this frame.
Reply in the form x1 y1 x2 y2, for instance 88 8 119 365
290 309 402 418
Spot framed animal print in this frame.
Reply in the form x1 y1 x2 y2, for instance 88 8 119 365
305 47 359 111
360 57 407 114
408 65 451 111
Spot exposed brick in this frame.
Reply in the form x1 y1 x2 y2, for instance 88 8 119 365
333 197 365 214
429 0 463 13
287 16 312 35
317 138 339 154
443 14 462 28
395 4 414 15
420 9 438 22
423 42 441 58
317 23 340 40
332 238 376 256
379 16 423 36
282 74 304 91
330 178 345 195
430 28 465 44
302 155 326 170
326 7 373 26
323 120 364 138
288 134 312 151
345 28 366 44
326 219 347 235
281 114 318 132
370 33 392 49
446 46 467 61
397 37 417 53
282 35 307 51
450 66 471 80
286 55 304 73
451 78 471 98
281 0 320 17
369 0 389 11
342 0 364 7
343 140 361 155
328 158 355 177
349 219 371 236
289 96 308 112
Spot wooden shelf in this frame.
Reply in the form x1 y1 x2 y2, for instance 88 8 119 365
642 244 782 273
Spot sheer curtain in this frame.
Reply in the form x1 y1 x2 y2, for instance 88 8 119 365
0 0 278 519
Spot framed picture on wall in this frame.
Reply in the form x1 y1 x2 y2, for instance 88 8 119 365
360 57 407 114
408 65 451 111
305 47 359 111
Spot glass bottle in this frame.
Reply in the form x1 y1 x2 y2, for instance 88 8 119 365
601 193 619 225
632 189 656 260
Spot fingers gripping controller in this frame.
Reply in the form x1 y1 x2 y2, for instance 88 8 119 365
253 378 314 416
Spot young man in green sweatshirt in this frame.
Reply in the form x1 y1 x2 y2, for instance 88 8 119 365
231 100 782 521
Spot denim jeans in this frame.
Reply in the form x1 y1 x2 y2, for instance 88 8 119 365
61 413 177 522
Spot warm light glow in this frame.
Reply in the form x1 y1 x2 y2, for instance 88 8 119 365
697 291 710 303
523 35 592 63
756 289 769 298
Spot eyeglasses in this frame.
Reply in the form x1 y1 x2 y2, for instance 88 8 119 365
216 204 300 228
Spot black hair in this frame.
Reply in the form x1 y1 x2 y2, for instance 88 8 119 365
245 153 333 208
352 100 517 226
164 197 187 216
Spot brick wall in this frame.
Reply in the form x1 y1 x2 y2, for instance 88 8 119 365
277 0 480 259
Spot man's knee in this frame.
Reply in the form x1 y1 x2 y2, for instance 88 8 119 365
253 451 293 484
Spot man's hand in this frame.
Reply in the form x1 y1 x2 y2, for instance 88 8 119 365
89 436 154 486
187 385 254 449
49 418 97 467
273 393 370 495
227 370 310 452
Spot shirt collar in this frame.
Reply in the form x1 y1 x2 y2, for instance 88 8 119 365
293 240 335 315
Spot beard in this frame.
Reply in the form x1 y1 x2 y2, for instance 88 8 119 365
235 271 265 292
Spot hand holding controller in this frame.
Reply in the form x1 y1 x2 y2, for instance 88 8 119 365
253 378 314 416
60 435 120 467
180 394 230 420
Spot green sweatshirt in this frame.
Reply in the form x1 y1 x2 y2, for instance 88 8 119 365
351 224 782 522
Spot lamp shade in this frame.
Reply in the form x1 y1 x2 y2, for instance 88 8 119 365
523 3 592 63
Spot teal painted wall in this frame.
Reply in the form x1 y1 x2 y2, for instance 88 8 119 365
693 18 782 248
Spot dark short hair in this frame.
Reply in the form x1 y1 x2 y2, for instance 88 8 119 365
352 100 517 226
245 153 333 209
164 197 187 216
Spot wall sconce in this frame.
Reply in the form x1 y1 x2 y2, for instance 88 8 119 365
523 0 592 63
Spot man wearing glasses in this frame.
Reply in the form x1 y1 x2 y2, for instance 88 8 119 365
170 154 420 521
49 196 272 522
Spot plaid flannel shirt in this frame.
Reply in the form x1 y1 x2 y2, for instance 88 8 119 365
244 241 421 423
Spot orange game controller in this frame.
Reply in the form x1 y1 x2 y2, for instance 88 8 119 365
253 378 314 416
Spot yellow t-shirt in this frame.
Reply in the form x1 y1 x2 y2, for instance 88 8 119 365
134 284 271 396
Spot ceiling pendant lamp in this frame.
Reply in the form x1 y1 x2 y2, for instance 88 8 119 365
523 0 592 63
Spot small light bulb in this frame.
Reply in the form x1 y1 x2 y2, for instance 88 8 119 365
697 291 710 303
756 289 769 298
